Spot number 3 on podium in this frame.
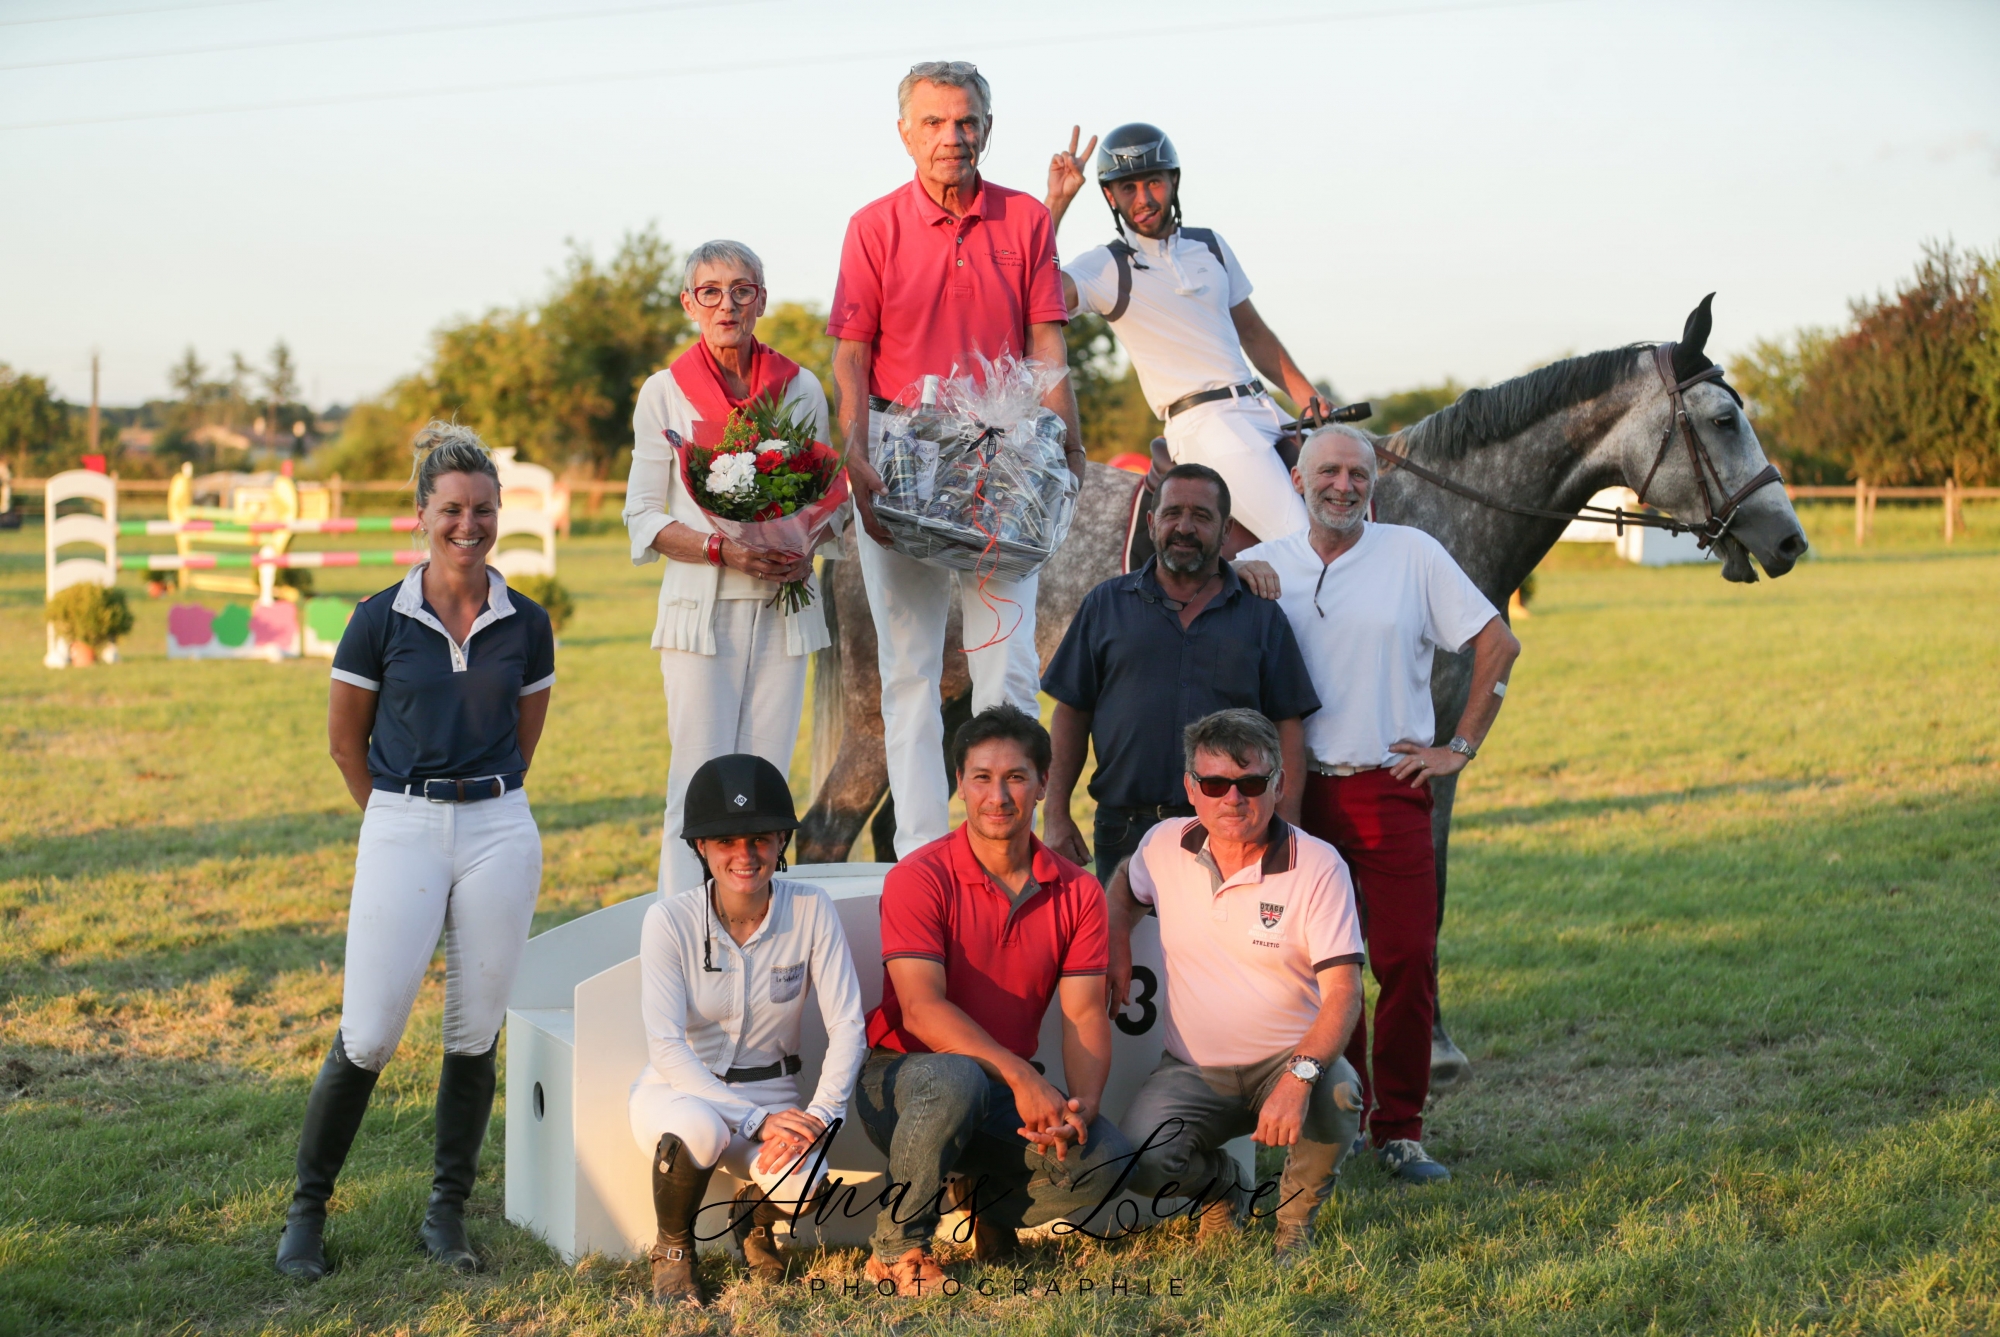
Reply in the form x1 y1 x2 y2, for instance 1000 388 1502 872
1115 965 1158 1036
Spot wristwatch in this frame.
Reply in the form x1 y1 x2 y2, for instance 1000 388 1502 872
1285 1055 1324 1085
1447 735 1478 760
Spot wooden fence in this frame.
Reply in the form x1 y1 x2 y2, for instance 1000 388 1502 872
1789 481 1999 544
14 474 631 519
15 476 1992 543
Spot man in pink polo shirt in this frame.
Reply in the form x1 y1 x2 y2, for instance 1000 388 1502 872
828 60 1084 858
1107 708 1366 1266
852 705 1129 1296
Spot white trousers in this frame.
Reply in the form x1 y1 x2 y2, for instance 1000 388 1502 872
857 535 1040 858
630 1074 827 1201
1163 395 1310 544
338 788 542 1072
658 598 809 897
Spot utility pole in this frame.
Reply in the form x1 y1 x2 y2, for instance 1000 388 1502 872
88 352 101 453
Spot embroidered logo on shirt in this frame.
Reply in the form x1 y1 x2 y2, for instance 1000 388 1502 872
770 962 805 1004
1260 902 1285 930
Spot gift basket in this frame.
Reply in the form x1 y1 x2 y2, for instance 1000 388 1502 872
669 395 849 612
869 353 1079 583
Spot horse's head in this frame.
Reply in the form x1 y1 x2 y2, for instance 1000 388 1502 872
1620 296 1809 581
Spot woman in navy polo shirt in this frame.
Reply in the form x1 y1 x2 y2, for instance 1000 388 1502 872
275 422 556 1282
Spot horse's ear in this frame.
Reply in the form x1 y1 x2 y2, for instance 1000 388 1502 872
1672 293 1716 380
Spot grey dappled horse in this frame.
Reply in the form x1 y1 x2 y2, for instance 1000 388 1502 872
798 300 1809 1071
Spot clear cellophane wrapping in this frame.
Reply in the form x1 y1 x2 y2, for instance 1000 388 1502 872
868 354 1079 581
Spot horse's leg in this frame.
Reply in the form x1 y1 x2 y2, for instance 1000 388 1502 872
1427 645 1476 1094
797 556 888 864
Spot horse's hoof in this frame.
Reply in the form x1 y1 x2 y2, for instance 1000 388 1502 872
1431 1026 1473 1094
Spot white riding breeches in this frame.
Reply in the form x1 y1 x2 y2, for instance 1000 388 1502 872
337 787 542 1072
630 1073 829 1202
857 533 1040 859
658 598 810 897
1162 395 1310 544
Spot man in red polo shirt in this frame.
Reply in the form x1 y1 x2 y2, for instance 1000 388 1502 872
829 60 1083 858
852 705 1130 1296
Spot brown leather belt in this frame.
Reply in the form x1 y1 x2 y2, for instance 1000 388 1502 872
1162 379 1264 420
1308 761 1380 777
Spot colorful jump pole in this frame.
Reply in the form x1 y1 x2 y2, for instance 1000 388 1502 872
118 517 421 537
120 551 426 571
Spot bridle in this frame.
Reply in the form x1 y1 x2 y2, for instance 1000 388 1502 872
1347 342 1786 551
1631 343 1784 548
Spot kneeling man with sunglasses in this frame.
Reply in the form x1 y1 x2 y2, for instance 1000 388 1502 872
1106 708 1366 1266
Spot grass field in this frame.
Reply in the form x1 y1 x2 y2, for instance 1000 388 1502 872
2 502 1997 1335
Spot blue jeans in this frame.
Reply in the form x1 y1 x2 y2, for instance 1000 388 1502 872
852 1048 1135 1262
1092 807 1183 883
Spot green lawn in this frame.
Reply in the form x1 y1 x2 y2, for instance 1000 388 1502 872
2 502 1996 1335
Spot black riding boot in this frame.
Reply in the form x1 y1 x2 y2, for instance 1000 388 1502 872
276 1034 381 1280
731 1183 790 1283
651 1134 715 1306
419 1041 497 1273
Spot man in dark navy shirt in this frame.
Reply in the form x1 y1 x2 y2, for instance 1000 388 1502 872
1041 463 1319 880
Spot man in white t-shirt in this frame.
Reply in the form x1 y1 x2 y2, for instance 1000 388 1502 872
1044 123 1328 544
1106 709 1365 1265
1237 426 1520 1185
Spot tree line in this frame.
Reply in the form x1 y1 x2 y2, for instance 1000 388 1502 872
319 228 1164 482
1732 241 1999 486
9 237 1991 489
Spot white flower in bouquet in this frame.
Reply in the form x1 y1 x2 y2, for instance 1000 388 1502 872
705 449 760 501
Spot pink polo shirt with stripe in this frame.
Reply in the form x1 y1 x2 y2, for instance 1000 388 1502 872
827 174 1068 401
1128 816 1365 1069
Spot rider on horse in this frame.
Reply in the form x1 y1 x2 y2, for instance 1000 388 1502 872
1046 122 1333 547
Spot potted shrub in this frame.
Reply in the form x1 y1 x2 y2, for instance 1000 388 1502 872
506 575 574 640
47 583 135 666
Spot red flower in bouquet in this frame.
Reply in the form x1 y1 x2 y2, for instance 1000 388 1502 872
671 393 851 613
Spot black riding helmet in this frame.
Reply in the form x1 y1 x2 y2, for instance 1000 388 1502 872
1095 122 1179 183
683 754 796 970
1095 122 1182 238
682 753 798 841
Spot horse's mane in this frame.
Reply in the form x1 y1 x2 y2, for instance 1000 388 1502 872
1398 345 1651 462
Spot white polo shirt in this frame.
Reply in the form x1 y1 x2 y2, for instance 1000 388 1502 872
1064 227 1256 417
1239 523 1498 769
1128 816 1364 1069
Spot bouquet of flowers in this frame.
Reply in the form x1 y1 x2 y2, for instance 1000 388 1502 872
671 395 849 613
868 353 1079 582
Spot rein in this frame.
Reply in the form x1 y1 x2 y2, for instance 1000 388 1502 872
1350 342 1785 550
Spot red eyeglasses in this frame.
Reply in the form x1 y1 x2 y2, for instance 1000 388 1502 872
1189 772 1273 799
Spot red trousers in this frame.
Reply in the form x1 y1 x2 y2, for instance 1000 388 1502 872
1302 768 1436 1144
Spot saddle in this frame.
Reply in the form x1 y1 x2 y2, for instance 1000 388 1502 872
1122 428 1303 574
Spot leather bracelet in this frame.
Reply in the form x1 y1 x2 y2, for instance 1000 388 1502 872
705 532 724 567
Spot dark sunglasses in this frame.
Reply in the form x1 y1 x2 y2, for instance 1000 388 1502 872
1190 771 1273 799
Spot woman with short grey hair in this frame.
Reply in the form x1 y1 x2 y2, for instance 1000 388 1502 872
624 240 833 899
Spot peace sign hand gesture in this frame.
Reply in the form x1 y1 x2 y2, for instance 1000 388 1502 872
1046 125 1098 232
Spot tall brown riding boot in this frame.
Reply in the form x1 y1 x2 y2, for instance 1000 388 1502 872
731 1184 789 1283
650 1134 714 1307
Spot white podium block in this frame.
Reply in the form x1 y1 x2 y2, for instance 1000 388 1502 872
504 862 1251 1263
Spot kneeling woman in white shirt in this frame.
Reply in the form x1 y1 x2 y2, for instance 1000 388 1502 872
631 754 866 1308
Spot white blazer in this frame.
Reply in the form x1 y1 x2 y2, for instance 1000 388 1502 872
623 365 833 657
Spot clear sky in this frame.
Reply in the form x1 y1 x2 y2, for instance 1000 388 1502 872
2 0 1996 410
